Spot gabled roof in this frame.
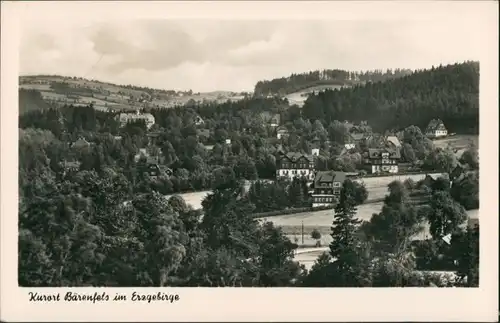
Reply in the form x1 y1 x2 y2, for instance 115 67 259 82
71 138 90 148
426 119 446 132
314 171 346 185
385 135 402 148
279 152 314 162
367 148 401 159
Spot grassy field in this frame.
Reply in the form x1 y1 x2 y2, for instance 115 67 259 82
21 76 247 111
433 135 479 150
285 84 348 107
264 206 478 249
19 84 52 91
354 173 442 200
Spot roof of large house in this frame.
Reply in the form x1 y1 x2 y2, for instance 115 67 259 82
314 171 346 184
426 119 446 132
367 148 401 159
71 138 90 148
278 152 314 162
118 112 155 122
350 133 365 141
385 135 402 148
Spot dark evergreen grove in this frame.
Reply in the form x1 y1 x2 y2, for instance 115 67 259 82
301 62 479 134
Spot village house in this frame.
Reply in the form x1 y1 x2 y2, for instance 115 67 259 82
204 144 215 151
276 126 289 139
133 149 172 178
364 147 401 174
59 160 81 177
147 132 162 146
71 137 91 149
344 133 364 150
116 110 155 129
260 111 281 128
311 171 346 208
425 119 448 138
141 157 168 178
361 133 385 148
385 135 402 149
194 115 205 126
276 152 316 182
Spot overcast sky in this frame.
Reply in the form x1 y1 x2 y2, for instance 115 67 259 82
20 16 486 92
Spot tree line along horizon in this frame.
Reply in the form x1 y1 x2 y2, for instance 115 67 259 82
18 61 479 287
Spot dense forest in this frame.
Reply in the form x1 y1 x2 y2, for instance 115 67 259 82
254 68 413 96
19 89 52 115
301 62 479 134
18 61 480 287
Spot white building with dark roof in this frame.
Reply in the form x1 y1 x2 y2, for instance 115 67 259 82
364 148 401 174
116 110 155 129
311 171 347 207
425 119 448 138
276 152 316 182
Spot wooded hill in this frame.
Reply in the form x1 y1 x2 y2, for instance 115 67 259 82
301 61 479 134
253 68 413 96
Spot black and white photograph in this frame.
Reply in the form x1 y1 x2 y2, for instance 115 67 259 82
1 0 498 321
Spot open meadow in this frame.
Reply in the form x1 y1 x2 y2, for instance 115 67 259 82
432 135 478 150
284 84 347 107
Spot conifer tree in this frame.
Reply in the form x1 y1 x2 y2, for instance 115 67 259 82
329 179 371 286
